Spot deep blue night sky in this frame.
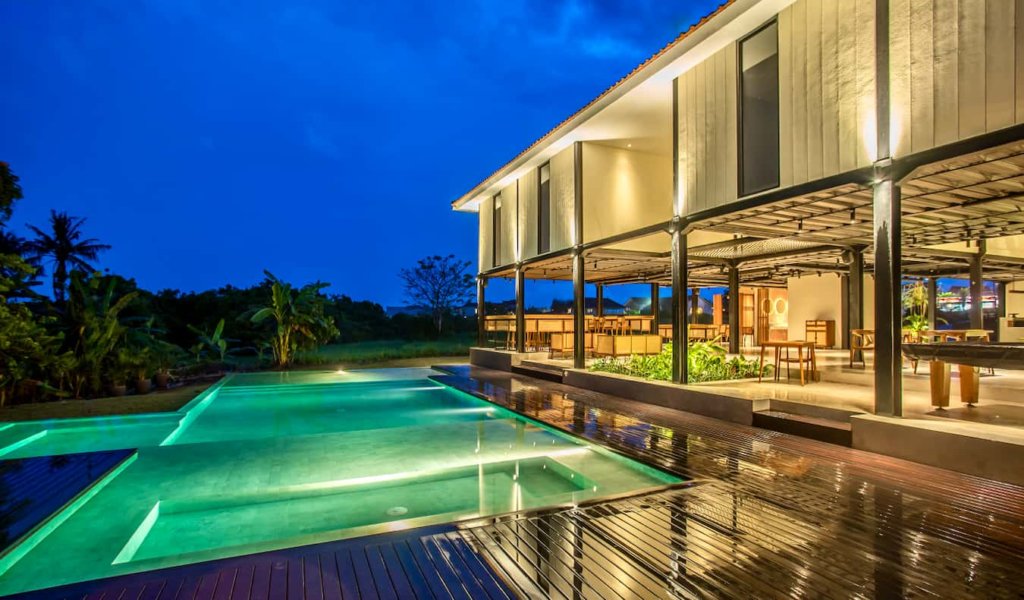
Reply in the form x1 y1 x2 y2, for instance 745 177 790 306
1 1 716 306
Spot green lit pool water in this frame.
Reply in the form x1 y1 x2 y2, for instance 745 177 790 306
0 368 680 595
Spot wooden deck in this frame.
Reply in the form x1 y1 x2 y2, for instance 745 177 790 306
15 365 1024 599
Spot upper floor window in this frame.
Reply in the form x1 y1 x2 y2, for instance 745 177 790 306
538 163 550 254
739 21 780 196
492 194 502 267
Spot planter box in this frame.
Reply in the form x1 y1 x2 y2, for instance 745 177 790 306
594 334 662 357
564 369 768 425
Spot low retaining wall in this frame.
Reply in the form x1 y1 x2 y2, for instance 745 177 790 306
469 348 549 371
564 370 768 426
852 414 1024 486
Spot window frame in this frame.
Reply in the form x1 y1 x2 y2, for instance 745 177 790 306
736 19 781 198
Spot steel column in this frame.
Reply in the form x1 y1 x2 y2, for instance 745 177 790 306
596 284 604 318
873 176 902 417
728 265 740 354
848 247 865 360
969 241 985 329
841 274 851 349
514 267 526 352
650 283 660 330
476 277 487 347
873 0 900 416
671 229 688 384
573 251 586 369
926 277 938 330
997 281 1007 320
690 288 700 322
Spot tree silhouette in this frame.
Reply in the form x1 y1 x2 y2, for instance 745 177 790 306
400 254 474 334
27 210 110 304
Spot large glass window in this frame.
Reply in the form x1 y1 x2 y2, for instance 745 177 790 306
538 163 550 254
739 22 780 196
492 194 502 267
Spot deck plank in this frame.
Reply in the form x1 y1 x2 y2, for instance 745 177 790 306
317 552 342 600
395 539 450 600
247 562 271 600
349 547 381 600
332 549 360 600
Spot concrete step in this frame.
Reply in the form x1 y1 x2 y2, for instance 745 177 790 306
753 410 853 446
768 399 862 423
511 360 566 383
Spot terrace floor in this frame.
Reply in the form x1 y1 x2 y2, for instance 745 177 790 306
18 365 1024 599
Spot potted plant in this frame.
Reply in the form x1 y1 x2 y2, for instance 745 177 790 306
902 281 946 341
104 351 131 397
152 341 183 388
132 348 153 394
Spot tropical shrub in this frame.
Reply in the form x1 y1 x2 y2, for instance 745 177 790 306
0 255 70 405
249 271 339 367
63 272 139 396
589 340 769 383
188 318 231 364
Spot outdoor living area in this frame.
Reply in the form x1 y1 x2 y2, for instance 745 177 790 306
471 138 1024 484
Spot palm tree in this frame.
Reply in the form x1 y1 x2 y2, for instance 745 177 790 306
27 210 110 304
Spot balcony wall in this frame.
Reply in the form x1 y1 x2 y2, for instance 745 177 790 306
890 0 1024 157
549 145 576 250
582 142 672 252
478 196 493 272
676 0 877 217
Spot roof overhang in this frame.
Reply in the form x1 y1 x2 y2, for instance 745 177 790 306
452 0 797 212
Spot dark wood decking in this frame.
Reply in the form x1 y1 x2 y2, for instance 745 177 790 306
14 366 1024 599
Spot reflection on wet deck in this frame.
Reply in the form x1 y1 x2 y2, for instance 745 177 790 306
436 365 1024 599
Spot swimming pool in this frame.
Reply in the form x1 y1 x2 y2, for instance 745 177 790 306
0 368 681 595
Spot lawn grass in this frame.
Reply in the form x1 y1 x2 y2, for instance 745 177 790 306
293 336 473 367
0 383 211 422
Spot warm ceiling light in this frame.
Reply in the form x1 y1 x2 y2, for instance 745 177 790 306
849 208 857 224
796 219 804 234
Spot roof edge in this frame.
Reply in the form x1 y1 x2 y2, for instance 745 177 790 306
451 0 741 212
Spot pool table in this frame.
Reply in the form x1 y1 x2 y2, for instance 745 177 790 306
902 342 1024 407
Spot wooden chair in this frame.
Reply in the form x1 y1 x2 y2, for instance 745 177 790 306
741 326 755 348
902 330 920 374
850 329 874 368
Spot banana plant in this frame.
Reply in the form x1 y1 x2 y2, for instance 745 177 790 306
64 272 138 397
188 318 230 363
249 271 338 367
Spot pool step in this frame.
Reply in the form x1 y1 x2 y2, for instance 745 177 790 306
511 361 566 383
753 409 853 447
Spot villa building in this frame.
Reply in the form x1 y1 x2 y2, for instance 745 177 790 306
453 0 1024 482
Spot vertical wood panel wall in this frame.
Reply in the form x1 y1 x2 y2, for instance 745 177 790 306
549 145 576 250
891 0 1024 157
478 197 494 272
677 0 876 217
778 0 876 185
499 183 518 266
676 44 738 216
518 168 539 261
